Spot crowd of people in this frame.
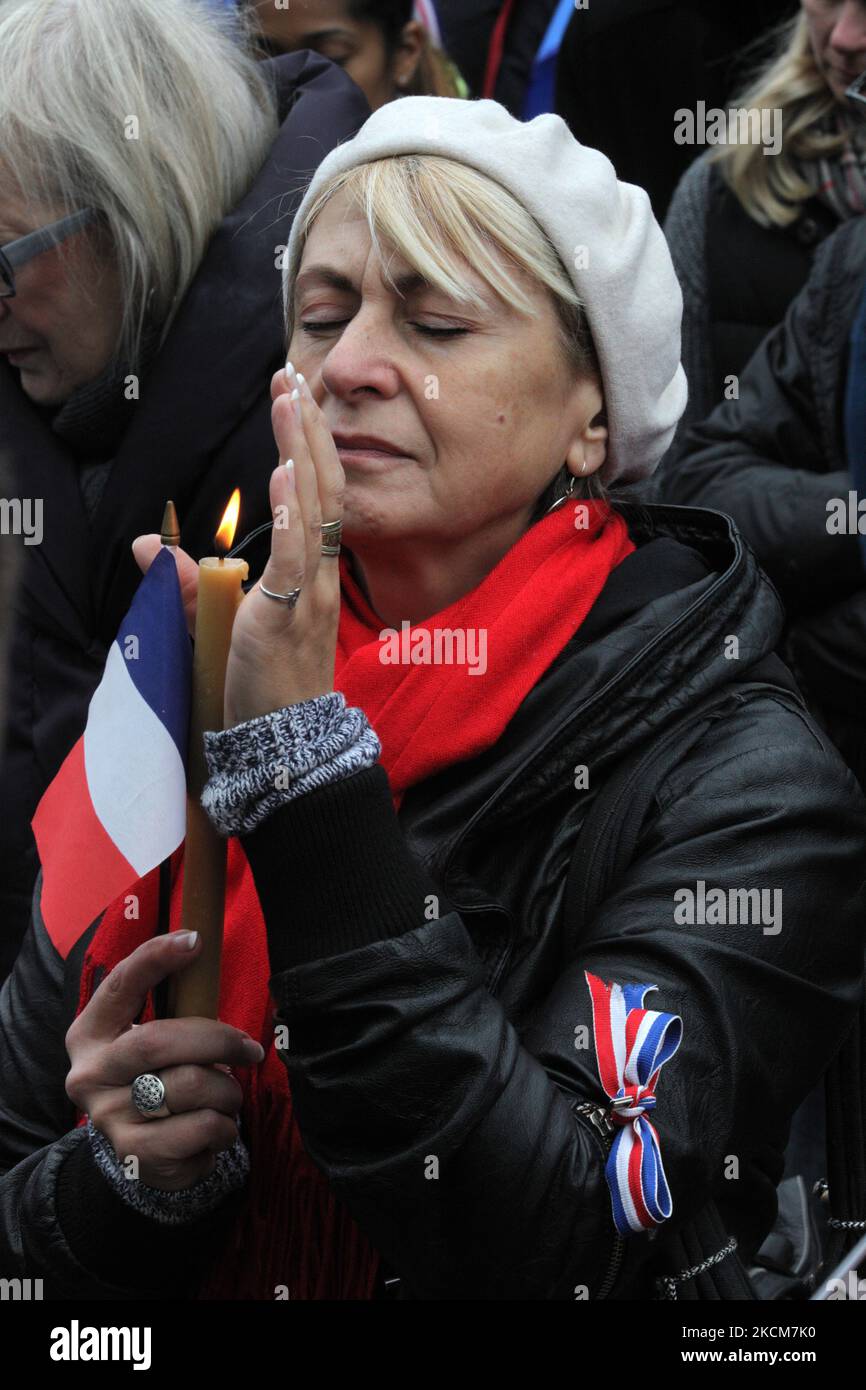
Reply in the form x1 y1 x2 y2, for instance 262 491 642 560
0 0 865 1304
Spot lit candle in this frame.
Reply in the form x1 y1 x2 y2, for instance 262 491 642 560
170 489 248 1019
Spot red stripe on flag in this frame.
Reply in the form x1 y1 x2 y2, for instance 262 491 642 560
32 737 138 958
586 972 618 1096
627 1127 653 1229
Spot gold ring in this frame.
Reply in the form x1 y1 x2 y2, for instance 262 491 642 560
321 519 342 556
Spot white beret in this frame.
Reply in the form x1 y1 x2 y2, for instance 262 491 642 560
284 96 687 484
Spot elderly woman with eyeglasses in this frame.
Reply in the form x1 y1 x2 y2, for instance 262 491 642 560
0 0 369 981
1 95 864 1302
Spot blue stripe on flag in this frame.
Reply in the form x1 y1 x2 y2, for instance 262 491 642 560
112 547 192 762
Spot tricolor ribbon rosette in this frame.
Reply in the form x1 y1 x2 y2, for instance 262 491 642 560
584 971 683 1237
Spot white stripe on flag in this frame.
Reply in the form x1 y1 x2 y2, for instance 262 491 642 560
609 982 627 1086
625 1011 656 1086
84 643 187 874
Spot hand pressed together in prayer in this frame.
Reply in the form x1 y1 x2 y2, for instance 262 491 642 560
132 367 345 727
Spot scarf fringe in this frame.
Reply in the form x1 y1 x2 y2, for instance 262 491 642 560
195 1057 380 1300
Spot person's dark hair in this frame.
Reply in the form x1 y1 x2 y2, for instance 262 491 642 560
346 0 460 97
347 0 413 58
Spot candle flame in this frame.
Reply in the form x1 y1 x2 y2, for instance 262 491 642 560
215 489 241 553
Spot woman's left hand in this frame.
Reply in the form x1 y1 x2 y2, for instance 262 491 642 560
221 370 345 727
131 369 345 728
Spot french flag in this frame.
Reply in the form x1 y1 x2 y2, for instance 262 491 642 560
32 549 191 958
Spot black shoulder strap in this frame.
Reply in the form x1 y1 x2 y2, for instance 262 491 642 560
563 704 722 942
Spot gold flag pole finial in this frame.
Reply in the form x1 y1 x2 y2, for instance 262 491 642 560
160 500 180 549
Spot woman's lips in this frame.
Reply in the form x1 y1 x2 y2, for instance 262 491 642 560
2 347 40 365
336 446 411 471
833 64 866 85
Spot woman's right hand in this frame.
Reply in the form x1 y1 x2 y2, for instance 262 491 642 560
65 931 265 1191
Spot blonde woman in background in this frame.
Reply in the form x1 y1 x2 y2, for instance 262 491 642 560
658 0 866 473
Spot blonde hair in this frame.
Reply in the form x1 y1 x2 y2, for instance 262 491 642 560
0 0 279 367
710 11 852 227
287 154 598 376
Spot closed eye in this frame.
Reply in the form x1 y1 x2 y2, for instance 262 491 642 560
300 320 469 339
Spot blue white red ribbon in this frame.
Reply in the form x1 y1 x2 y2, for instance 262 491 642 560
584 971 683 1237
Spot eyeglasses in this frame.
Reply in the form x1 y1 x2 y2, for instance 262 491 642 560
845 69 866 105
0 208 98 299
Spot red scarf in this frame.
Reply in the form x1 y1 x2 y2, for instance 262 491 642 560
74 500 633 1299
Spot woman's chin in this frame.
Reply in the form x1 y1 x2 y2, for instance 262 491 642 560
14 365 65 407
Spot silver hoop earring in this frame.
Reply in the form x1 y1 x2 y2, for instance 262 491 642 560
544 472 577 516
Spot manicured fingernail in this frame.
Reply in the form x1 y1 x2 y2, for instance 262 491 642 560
289 387 301 422
296 373 313 403
175 931 198 949
284 457 295 489
284 358 297 387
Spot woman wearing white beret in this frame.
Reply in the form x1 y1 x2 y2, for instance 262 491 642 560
2 96 865 1301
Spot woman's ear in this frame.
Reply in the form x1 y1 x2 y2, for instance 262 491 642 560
564 377 608 479
395 20 425 87
565 411 608 479
582 410 608 475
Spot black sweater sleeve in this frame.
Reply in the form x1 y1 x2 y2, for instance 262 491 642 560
240 764 439 972
55 1133 241 1298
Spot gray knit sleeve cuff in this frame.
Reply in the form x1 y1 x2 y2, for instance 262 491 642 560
86 1118 249 1227
200 691 382 837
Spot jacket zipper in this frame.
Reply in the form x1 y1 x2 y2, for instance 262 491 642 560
573 1102 625 1299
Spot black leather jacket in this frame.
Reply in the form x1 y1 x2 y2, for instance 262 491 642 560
1 504 864 1300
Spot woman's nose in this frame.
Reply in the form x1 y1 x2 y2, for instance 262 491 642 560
320 309 401 400
831 2 866 53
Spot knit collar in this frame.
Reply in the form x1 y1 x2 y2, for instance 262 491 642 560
47 326 160 462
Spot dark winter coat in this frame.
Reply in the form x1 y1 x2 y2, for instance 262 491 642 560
659 156 839 471
435 0 559 114
1 502 863 1300
659 216 866 784
554 0 798 222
